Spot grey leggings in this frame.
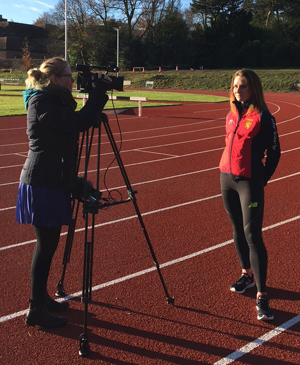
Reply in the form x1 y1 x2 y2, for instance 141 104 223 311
220 172 268 293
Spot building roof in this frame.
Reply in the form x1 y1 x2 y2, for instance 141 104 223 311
0 14 49 58
0 20 48 39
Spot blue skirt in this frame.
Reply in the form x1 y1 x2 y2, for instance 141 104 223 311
16 183 72 227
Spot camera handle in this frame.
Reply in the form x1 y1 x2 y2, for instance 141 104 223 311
56 112 174 357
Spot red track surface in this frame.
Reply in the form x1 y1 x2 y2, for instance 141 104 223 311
1 91 300 364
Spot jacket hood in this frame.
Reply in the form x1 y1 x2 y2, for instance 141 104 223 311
23 89 45 110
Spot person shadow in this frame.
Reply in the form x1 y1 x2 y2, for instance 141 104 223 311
40 289 300 364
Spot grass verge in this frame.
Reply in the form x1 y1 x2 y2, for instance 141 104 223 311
0 85 228 117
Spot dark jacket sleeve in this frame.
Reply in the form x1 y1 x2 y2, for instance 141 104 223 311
261 110 281 184
21 88 108 191
29 88 108 134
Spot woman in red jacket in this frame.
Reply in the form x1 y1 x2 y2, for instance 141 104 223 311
219 69 280 321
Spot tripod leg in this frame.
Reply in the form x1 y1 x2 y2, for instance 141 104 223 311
79 123 101 357
101 113 174 304
56 129 87 297
79 209 95 356
131 199 174 304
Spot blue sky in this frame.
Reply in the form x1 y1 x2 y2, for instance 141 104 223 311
1 0 192 25
0 0 56 24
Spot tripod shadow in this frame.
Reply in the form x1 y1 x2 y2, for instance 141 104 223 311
242 285 300 302
40 294 300 363
267 287 300 301
45 303 226 364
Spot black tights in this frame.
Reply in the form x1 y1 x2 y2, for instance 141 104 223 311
31 225 61 304
220 173 268 293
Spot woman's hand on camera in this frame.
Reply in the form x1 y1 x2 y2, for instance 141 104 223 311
92 72 112 92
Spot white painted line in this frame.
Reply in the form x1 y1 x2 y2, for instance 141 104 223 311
213 315 300 364
1 215 300 322
0 206 16 212
0 164 23 169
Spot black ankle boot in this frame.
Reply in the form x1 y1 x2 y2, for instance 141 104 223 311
25 300 67 328
46 294 69 312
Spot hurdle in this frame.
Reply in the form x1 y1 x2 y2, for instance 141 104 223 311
109 95 148 116
0 78 20 85
77 94 148 117
133 67 145 73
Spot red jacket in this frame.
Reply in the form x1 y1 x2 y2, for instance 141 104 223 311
219 103 280 183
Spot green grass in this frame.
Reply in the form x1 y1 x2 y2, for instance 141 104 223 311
0 95 25 116
110 90 227 102
1 68 300 92
0 85 228 117
121 69 300 93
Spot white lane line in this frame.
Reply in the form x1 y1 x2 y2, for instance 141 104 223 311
0 206 16 212
0 181 19 187
1 214 300 320
0 164 23 169
0 193 222 251
0 166 219 212
213 315 300 365
134 149 179 157
1 216 300 365
1 163 300 217
2 216 300 365
0 118 225 151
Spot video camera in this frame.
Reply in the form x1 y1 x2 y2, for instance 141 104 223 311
76 64 124 92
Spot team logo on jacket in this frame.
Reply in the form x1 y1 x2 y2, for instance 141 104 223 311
245 119 253 129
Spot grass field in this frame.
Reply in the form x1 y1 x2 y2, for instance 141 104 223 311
0 85 228 117
122 69 300 92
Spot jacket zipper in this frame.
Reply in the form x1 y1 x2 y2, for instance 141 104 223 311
229 108 243 174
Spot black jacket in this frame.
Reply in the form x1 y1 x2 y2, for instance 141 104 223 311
20 88 108 191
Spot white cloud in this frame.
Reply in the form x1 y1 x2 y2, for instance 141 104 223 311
12 4 26 8
12 0 54 11
29 0 55 9
29 6 40 12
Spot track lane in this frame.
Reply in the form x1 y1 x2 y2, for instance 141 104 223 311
1 92 300 364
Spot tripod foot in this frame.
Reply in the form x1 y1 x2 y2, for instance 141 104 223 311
79 333 90 357
55 281 67 298
167 297 175 305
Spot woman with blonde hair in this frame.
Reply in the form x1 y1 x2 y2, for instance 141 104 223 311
219 69 281 320
16 57 111 328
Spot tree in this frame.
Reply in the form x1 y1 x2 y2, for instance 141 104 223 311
21 38 33 71
149 10 191 67
35 10 65 58
108 0 145 38
86 0 115 26
22 0 300 69
191 0 244 26
250 0 285 27
193 6 255 68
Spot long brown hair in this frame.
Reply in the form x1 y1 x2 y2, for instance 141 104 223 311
25 57 68 90
229 69 268 115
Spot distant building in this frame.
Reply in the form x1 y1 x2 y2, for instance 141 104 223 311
0 15 49 59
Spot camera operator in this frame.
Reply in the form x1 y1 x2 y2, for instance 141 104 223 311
15 56 112 328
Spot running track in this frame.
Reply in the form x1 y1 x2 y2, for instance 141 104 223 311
1 91 300 364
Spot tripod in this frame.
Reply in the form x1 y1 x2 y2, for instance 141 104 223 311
56 112 174 357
